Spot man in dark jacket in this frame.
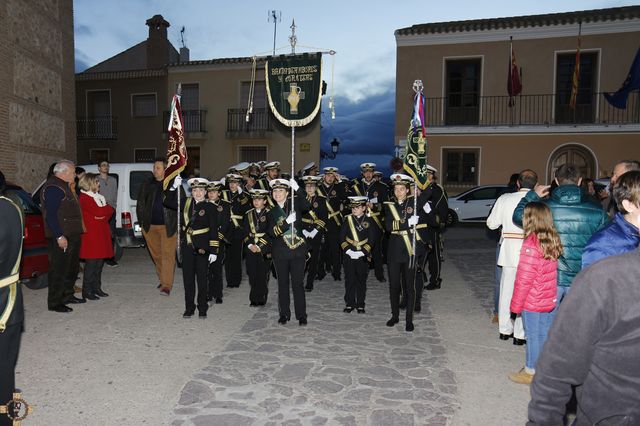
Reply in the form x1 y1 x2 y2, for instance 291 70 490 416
513 164 608 304
527 249 640 425
136 158 179 295
0 171 25 426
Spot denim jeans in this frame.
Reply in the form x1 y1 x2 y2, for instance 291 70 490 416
550 286 570 322
522 310 554 371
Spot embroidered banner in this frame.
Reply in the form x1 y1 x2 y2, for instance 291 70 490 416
163 92 187 190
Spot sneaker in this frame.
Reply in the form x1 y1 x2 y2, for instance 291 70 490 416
105 259 119 267
508 368 534 385
160 288 170 296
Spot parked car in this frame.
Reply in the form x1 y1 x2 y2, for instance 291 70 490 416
32 163 154 260
5 184 49 289
446 185 508 226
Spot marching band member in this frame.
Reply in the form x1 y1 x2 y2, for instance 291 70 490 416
243 189 272 306
317 167 346 281
222 173 251 288
340 196 376 313
267 178 311 325
257 161 281 191
206 180 230 303
300 176 327 292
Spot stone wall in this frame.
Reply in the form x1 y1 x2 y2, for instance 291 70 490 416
0 0 75 192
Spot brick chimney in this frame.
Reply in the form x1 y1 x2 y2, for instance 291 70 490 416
145 15 170 69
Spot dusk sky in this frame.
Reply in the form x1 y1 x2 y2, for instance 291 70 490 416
74 0 633 176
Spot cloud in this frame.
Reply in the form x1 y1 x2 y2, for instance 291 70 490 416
74 48 92 73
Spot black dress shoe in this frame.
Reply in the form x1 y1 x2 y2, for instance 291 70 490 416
183 310 194 318
278 316 289 324
414 305 422 313
316 273 326 280
425 282 441 291
332 274 341 281
305 285 313 292
95 290 109 297
67 296 86 304
83 294 100 301
49 305 73 313
299 318 307 326
356 308 365 314
386 317 399 327
199 312 207 319
376 275 386 283
513 338 526 346
406 321 415 332
215 298 223 304
250 302 257 307
499 333 514 341
207 295 213 302
343 307 354 313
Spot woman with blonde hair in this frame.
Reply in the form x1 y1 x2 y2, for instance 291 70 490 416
78 173 114 300
509 201 563 385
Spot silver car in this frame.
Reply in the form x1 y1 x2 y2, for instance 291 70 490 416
446 185 508 226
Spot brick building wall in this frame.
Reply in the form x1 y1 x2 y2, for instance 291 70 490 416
0 0 75 191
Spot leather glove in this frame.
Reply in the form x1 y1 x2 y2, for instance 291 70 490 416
171 175 182 190
423 202 432 214
309 229 319 239
208 254 217 264
286 212 296 224
408 215 419 226
289 178 299 191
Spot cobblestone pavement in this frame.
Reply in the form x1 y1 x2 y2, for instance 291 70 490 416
171 277 460 426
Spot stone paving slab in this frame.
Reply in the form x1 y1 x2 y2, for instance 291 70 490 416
171 278 460 426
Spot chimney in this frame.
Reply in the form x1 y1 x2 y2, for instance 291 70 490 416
145 15 170 69
179 47 190 63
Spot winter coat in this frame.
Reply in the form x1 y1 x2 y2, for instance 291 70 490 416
79 192 114 259
582 212 640 269
513 185 609 287
510 234 558 313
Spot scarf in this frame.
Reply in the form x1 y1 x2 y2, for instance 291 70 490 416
81 190 107 207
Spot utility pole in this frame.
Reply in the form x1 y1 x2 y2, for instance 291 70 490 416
268 10 281 56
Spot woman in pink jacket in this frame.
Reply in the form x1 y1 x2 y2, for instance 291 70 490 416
508 202 563 385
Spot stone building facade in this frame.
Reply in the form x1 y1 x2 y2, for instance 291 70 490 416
0 0 76 191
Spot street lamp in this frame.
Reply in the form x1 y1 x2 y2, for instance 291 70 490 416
320 137 340 160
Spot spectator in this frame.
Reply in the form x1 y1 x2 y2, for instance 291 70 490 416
580 178 601 206
582 170 640 268
136 158 180 296
508 202 562 385
78 173 114 300
604 160 640 217
97 160 118 267
527 249 640 424
487 169 538 345
513 164 609 306
42 160 85 312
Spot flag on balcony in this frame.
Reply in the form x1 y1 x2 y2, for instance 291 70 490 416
569 23 582 110
604 47 640 109
163 91 188 190
403 80 430 190
507 37 522 107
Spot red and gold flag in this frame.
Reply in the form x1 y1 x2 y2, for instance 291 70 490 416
507 37 522 107
163 91 187 190
569 24 582 109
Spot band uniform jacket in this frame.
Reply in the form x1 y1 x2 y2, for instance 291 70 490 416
267 191 312 258
222 190 251 231
416 182 449 244
0 196 24 330
301 194 328 238
317 181 346 231
486 189 530 268
340 213 377 260
210 199 231 244
350 178 388 230
180 197 219 256
242 208 272 255
384 196 427 262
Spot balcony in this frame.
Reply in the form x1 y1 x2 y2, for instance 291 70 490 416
76 116 118 140
226 108 273 139
423 92 640 128
162 109 207 134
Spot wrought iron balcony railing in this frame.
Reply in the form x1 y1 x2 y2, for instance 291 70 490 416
226 108 273 138
162 109 207 133
422 92 640 127
76 116 118 140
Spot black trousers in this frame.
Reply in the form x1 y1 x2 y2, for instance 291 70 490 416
305 237 322 288
82 258 105 297
426 231 443 286
246 251 270 304
224 229 243 287
320 228 341 278
207 245 225 300
343 255 368 308
388 261 416 323
0 323 21 426
181 244 208 314
47 235 81 308
371 232 386 281
274 256 306 320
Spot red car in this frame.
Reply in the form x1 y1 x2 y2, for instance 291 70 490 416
5 184 48 289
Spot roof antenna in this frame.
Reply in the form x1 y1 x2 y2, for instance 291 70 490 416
180 26 186 48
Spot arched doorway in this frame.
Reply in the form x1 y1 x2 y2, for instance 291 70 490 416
547 144 596 183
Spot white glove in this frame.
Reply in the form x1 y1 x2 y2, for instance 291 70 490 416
423 202 432 214
237 186 243 194
302 230 311 238
289 178 299 191
345 249 356 259
408 215 419 226
171 175 182 190
353 250 365 259
309 228 319 239
286 212 296 224
369 197 378 204
208 254 217 264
